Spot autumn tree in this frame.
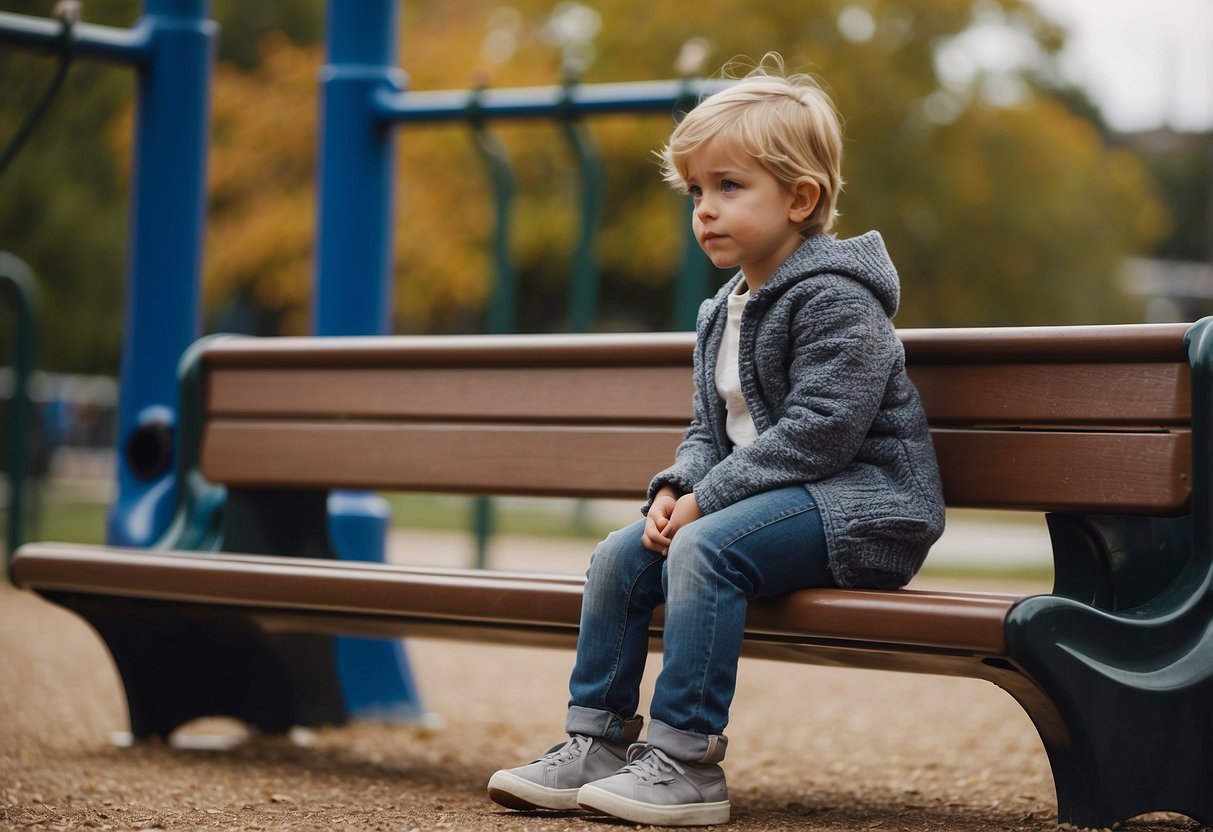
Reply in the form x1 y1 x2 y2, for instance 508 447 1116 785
0 0 140 372
0 0 1179 373
191 0 1167 337
0 0 323 372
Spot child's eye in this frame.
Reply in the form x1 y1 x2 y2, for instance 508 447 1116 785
688 185 703 198
721 180 741 192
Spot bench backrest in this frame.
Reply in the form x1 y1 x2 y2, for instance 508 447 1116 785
193 323 1193 515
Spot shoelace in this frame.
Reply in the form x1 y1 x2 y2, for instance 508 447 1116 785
537 734 591 765
621 745 685 784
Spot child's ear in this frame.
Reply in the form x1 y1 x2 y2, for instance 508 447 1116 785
789 179 821 225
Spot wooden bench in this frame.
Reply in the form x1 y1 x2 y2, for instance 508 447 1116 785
12 320 1213 829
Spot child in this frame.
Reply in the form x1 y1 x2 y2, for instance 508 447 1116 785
487 55 945 827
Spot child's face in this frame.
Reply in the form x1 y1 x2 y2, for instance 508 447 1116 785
683 138 816 290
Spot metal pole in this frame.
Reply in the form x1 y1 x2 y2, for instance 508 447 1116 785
560 78 605 334
466 93 519 568
469 91 518 336
674 200 714 330
106 0 217 547
374 78 733 123
316 0 427 723
314 0 405 336
0 11 152 64
1 253 39 569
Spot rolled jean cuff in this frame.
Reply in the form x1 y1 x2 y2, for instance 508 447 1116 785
648 718 728 764
565 705 643 744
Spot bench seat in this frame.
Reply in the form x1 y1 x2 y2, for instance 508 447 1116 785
14 543 1016 661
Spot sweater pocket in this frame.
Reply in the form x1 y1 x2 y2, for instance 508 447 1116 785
834 513 936 588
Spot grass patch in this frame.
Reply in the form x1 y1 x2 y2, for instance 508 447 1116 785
5 490 619 553
2 489 109 578
3 495 109 548
382 493 621 541
918 562 1052 582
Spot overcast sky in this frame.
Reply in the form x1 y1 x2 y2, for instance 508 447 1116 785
1030 0 1213 132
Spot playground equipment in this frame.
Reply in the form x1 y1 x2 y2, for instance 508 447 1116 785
0 1 214 550
0 0 723 724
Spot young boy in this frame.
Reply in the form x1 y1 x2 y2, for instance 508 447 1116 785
487 55 945 827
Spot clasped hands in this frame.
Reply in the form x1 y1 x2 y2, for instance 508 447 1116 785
642 486 702 556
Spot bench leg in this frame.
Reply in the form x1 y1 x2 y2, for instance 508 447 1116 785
54 592 348 740
224 487 430 722
1006 593 1213 828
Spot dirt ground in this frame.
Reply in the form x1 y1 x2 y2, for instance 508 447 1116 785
1 572 1207 832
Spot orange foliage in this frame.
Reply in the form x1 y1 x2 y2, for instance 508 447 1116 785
126 0 1168 334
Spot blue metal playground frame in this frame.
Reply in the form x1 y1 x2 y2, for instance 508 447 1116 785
0 0 722 722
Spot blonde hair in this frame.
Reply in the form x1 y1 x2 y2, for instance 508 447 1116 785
659 54 844 235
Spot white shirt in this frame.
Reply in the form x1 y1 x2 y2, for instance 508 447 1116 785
714 284 759 448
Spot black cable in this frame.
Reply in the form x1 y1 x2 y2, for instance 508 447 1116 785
0 4 79 178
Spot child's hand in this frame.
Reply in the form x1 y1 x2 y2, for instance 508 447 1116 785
642 488 679 554
663 493 703 546
642 489 702 556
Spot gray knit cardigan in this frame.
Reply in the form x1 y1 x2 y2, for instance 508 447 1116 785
645 231 945 588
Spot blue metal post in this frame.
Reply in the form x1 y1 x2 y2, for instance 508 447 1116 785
314 0 405 336
317 0 425 722
106 0 217 547
373 78 733 122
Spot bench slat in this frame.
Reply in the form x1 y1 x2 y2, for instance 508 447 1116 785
901 323 1190 363
932 428 1191 513
201 419 1191 513
202 421 685 498
208 362 1189 429
207 366 694 424
200 324 1190 368
910 362 1190 426
202 331 697 369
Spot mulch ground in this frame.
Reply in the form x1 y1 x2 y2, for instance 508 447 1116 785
1 576 1206 832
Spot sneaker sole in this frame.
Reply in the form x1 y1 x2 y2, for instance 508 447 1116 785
487 770 581 811
577 783 730 826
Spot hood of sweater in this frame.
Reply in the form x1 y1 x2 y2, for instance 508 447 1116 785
723 231 900 318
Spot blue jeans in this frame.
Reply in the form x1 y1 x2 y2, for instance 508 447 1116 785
566 486 833 763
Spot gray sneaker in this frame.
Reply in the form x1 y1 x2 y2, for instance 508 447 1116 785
487 734 633 811
576 744 730 826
